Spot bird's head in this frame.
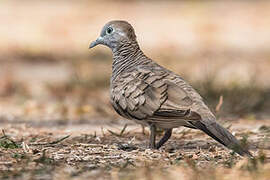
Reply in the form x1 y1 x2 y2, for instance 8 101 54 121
89 20 137 50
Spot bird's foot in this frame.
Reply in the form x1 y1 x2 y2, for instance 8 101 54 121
148 142 156 149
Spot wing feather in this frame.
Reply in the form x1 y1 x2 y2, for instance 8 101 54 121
111 66 204 126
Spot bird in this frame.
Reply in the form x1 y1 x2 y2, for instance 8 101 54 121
89 20 252 157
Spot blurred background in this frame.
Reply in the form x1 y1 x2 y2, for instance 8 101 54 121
0 0 270 128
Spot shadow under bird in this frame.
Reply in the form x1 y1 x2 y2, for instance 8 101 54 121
89 20 252 157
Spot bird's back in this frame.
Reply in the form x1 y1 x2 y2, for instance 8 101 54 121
110 56 215 129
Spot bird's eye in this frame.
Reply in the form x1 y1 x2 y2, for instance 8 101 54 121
106 27 113 34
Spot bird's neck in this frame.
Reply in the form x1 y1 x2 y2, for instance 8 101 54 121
111 41 149 79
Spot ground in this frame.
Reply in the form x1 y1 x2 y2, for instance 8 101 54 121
0 118 269 180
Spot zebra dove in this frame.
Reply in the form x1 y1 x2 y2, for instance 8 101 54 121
89 20 252 157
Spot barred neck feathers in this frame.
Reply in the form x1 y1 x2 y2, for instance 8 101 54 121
112 40 150 80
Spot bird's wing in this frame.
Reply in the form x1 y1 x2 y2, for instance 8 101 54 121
111 66 166 120
111 65 202 123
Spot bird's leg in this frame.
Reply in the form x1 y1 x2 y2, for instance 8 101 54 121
149 124 156 149
141 125 145 135
156 129 172 149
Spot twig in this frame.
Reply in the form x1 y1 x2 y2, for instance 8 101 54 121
101 127 105 137
215 95 223 112
22 142 30 153
0 129 7 139
108 124 128 137
49 135 70 145
29 135 70 146
226 124 232 130
120 124 128 136
75 143 105 147
107 129 120 137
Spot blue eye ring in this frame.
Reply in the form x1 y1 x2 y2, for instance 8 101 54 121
106 27 113 34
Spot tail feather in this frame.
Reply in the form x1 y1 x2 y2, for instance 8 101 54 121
190 121 252 157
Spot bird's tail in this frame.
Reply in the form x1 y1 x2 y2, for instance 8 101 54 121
190 121 252 157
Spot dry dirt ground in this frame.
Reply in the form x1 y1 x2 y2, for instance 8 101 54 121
0 118 269 180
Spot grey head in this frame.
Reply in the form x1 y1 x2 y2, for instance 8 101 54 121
89 20 137 51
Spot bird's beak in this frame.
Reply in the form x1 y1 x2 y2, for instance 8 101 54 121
89 37 103 49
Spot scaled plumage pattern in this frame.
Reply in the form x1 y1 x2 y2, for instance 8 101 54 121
89 20 252 157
